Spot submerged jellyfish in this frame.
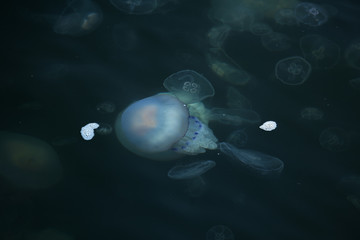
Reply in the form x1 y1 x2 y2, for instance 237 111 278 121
0 132 62 189
53 0 103 36
219 142 284 176
167 160 216 180
261 32 291 52
295 2 328 27
206 225 234 240
300 107 324 120
275 56 312 85
115 70 218 160
344 39 360 70
300 34 340 69
109 0 157 15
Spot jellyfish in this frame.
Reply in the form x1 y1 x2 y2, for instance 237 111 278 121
96 101 116 113
261 32 291 52
0 132 62 189
275 56 312 85
80 122 99 140
349 77 360 92
249 22 273 36
226 86 252 109
300 107 324 120
300 34 340 69
274 8 297 26
226 129 248 148
344 39 360 70
219 142 284 176
115 70 218 160
295 2 328 27
53 0 103 36
207 24 231 48
206 225 235 240
259 121 277 131
167 160 216 180
109 0 158 15
95 123 113 135
319 127 351 152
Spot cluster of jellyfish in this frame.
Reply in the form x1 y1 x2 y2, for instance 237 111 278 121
113 69 284 179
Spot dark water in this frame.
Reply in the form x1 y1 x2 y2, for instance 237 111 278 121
1 0 360 239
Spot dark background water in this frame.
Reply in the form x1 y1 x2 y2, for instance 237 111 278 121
1 0 360 239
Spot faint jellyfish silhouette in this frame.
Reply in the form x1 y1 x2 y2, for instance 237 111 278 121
275 56 312 85
95 123 113 135
349 77 360 92
337 175 360 211
300 107 324 120
163 70 215 104
219 142 284 176
109 0 157 14
261 32 291 51
344 39 360 70
206 225 234 240
274 8 297 26
249 22 273 36
53 0 103 36
112 23 139 52
208 24 231 48
167 160 216 180
96 101 116 113
226 129 248 148
207 49 251 86
211 2 254 32
300 34 340 69
295 2 328 27
319 127 351 152
0 132 63 189
226 86 252 109
184 176 208 197
209 108 261 126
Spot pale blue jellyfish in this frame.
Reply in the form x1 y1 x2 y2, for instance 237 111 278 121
115 70 218 160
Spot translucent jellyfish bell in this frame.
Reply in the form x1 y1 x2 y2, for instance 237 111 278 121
115 93 218 160
53 0 103 37
163 70 215 104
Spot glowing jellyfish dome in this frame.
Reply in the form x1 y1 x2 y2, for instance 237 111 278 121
0 132 62 189
115 70 218 160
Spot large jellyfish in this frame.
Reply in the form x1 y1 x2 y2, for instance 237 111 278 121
0 132 62 189
115 70 218 160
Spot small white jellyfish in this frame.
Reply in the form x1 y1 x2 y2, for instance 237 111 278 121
115 71 218 160
167 160 216 180
259 121 277 131
80 122 99 140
